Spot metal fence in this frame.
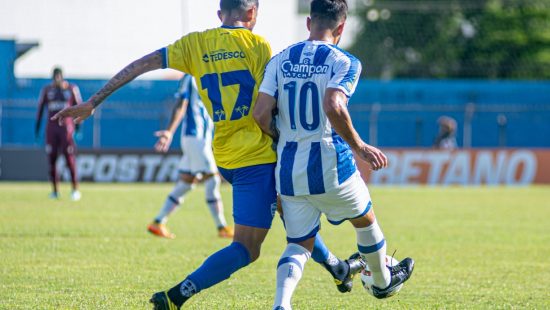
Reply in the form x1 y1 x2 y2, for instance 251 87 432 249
349 101 550 148
2 98 549 149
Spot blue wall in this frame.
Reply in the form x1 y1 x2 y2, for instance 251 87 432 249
2 78 179 149
2 78 550 149
349 80 550 147
1 40 549 149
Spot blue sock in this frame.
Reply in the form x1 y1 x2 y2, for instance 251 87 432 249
311 234 330 263
311 234 349 283
187 242 251 292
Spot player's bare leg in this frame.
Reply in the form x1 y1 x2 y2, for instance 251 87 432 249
232 224 269 262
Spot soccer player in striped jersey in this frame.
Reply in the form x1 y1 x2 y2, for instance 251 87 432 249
148 74 233 239
53 1 363 308
254 0 415 307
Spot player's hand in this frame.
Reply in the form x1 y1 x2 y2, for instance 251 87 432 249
51 102 95 124
154 130 173 153
355 143 388 171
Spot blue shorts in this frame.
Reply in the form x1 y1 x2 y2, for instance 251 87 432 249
218 163 277 229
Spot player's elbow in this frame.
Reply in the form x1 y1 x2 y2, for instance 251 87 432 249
323 100 341 120
323 88 347 114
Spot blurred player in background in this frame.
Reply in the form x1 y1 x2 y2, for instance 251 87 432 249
433 115 458 150
254 0 414 307
52 1 363 308
148 74 233 239
35 67 82 201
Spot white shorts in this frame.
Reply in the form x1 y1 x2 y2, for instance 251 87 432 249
281 172 372 242
178 137 217 175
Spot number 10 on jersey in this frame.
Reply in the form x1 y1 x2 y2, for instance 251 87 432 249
283 81 321 131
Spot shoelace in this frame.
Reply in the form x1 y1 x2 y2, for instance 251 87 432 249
390 262 408 277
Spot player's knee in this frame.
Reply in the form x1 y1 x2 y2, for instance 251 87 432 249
350 208 377 228
247 244 262 262
234 238 262 262
233 231 267 262
202 173 216 181
232 238 262 262
180 173 196 183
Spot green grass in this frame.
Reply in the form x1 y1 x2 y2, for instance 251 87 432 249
1 183 549 309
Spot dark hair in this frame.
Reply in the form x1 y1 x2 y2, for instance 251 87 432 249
220 0 258 12
52 67 63 78
310 0 348 29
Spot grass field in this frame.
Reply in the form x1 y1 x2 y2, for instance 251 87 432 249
1 183 549 309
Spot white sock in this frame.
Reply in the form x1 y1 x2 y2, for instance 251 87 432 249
154 180 193 223
356 221 391 288
273 243 310 310
204 175 227 228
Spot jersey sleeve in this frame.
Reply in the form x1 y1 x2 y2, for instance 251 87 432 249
327 56 362 98
160 33 196 75
258 56 279 99
175 75 193 100
252 37 272 84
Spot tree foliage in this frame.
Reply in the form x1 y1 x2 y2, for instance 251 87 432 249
349 0 550 79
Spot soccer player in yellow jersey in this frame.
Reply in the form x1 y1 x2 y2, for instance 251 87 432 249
53 1 364 308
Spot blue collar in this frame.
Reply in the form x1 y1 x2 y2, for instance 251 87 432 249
220 25 247 29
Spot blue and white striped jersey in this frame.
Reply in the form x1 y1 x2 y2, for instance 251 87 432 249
176 75 213 141
259 40 362 196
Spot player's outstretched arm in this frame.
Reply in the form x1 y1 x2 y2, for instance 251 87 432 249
253 92 278 138
154 97 189 153
323 88 387 171
52 50 164 124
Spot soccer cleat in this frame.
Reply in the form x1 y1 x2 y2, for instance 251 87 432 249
338 252 367 293
148 222 175 239
49 192 59 199
70 190 81 201
324 252 366 293
371 257 415 299
217 226 234 238
150 291 180 310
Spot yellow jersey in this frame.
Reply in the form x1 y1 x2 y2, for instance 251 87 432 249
160 26 276 169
